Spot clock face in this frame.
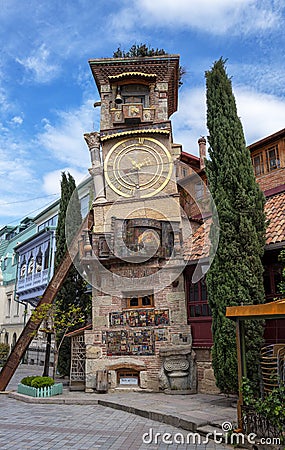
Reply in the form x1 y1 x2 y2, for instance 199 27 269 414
104 137 173 198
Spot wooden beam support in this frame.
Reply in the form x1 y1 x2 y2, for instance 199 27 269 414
236 319 243 430
226 299 285 320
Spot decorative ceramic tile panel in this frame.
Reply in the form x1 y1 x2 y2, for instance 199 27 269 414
103 329 155 356
109 309 169 327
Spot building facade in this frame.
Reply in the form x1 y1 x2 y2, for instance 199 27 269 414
0 177 91 365
79 55 197 393
183 128 285 392
249 129 285 343
0 219 35 350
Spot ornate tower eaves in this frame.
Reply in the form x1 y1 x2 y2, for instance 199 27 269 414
88 55 180 118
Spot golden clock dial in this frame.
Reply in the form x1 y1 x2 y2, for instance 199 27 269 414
104 137 173 198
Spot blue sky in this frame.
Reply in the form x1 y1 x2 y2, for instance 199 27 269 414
0 0 284 227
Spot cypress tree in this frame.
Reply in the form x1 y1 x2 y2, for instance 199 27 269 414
55 172 91 376
205 59 266 393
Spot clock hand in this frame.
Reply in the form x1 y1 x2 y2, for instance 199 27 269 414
127 156 140 169
137 157 152 170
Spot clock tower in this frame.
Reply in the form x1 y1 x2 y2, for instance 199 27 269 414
80 54 196 393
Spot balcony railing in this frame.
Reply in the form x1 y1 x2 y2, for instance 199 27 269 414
16 268 50 293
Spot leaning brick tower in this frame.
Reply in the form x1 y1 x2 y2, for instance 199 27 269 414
80 54 196 393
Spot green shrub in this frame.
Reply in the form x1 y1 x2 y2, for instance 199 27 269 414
242 377 285 439
20 376 38 387
30 376 55 389
0 343 10 363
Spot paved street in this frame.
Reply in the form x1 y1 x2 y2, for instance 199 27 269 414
0 365 233 450
0 396 233 450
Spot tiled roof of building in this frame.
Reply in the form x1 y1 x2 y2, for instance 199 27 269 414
183 219 212 261
265 191 285 246
183 191 285 261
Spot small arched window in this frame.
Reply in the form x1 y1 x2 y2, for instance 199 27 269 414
12 333 17 348
27 256 34 275
20 258 26 278
36 249 43 272
44 243 50 270
4 332 9 345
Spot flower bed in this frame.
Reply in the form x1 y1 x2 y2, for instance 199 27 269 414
17 382 63 397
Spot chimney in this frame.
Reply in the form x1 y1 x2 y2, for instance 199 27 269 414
198 136 206 170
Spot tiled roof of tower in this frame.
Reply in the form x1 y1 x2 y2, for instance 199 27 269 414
183 191 285 262
265 191 285 246
88 55 179 118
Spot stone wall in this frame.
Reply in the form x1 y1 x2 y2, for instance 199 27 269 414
195 348 220 394
84 265 196 393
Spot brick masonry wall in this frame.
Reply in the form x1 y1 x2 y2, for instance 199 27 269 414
84 262 192 392
256 167 285 192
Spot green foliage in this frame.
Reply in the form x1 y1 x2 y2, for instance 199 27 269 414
242 377 285 438
54 172 92 376
31 301 86 377
20 376 38 386
32 303 86 336
278 248 285 295
0 343 10 363
113 44 185 87
55 172 81 267
21 375 55 389
205 58 266 393
31 376 54 389
113 44 166 58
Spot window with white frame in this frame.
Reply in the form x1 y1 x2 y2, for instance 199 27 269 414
6 295 11 317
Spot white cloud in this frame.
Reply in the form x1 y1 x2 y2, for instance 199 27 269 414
43 168 89 196
230 62 285 98
37 99 99 169
0 97 99 226
0 137 44 225
234 87 285 144
171 84 285 155
172 87 207 155
0 85 10 115
10 116 23 126
116 0 281 36
16 44 60 83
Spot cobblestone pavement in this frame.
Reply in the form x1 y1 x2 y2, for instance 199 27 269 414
0 365 233 450
0 395 233 450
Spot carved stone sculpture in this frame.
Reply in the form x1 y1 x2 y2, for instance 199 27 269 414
159 345 197 394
